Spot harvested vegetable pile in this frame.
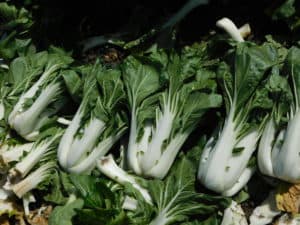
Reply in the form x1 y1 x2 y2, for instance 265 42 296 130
1 0 300 225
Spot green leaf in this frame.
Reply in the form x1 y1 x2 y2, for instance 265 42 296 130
216 62 233 113
60 171 77 194
286 46 300 108
0 2 33 33
123 183 154 225
8 51 47 97
186 136 207 164
0 3 33 59
49 173 127 225
247 156 257 168
181 42 218 77
232 147 245 156
44 171 68 205
180 92 222 132
49 198 84 225
234 43 278 111
75 209 128 225
69 174 115 209
94 67 125 122
233 190 250 204
122 55 161 140
147 155 230 225
63 70 83 102
122 56 161 109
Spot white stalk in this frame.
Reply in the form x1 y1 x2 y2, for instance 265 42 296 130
198 109 237 193
57 117 72 125
12 162 55 198
127 109 145 175
3 178 14 192
9 70 51 120
258 118 276 177
225 130 260 189
9 82 61 139
149 212 169 225
216 17 244 42
149 184 183 225
68 128 126 174
136 122 152 167
221 201 248 225
270 130 285 166
22 193 36 216
97 155 152 205
23 131 40 141
57 107 82 168
11 137 55 178
0 64 9 70
141 105 175 172
276 214 300 225
273 110 300 183
145 132 189 179
249 191 281 225
197 136 215 180
0 144 9 155
0 101 4 121
66 117 106 167
8 67 57 123
1 143 34 165
122 196 138 211
239 23 251 39
222 167 255 196
0 188 12 200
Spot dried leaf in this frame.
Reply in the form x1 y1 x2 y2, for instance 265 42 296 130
27 205 52 225
276 183 300 213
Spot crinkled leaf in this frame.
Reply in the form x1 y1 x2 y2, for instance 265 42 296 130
234 43 279 112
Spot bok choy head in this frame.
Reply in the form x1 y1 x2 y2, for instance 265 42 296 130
198 42 281 196
258 46 300 183
124 44 222 179
7 47 73 140
58 61 127 174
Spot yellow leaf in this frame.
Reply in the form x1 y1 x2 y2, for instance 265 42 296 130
276 182 300 213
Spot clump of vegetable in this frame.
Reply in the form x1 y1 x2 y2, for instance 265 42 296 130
7 47 73 140
124 45 221 179
198 42 279 196
57 61 127 174
258 46 300 183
